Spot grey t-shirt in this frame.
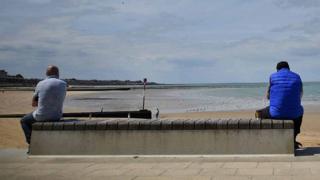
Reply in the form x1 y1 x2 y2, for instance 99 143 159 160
32 75 67 121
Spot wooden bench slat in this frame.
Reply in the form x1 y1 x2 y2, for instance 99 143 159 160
227 119 239 129
283 120 294 129
32 122 43 130
183 120 195 130
172 120 184 130
96 121 107 130
117 121 129 130
161 120 172 130
216 119 228 129
261 119 272 129
205 119 217 129
194 119 207 129
63 122 75 130
53 122 64 130
238 119 250 129
150 120 162 130
74 121 86 130
85 121 97 130
139 120 152 130
250 119 261 129
272 120 284 129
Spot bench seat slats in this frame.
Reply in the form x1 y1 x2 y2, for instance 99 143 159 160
205 119 217 129
250 119 261 129
161 120 173 130
139 119 152 130
32 119 294 131
238 119 250 129
195 119 207 129
283 120 294 129
128 120 140 130
272 120 284 129
171 120 184 130
32 123 43 130
216 119 228 129
106 120 118 130
86 121 97 130
117 121 129 130
150 120 162 130
261 119 272 129
96 121 107 130
63 122 75 130
53 122 63 130
227 119 239 129
183 120 195 130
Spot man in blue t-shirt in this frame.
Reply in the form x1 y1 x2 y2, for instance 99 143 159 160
256 61 303 149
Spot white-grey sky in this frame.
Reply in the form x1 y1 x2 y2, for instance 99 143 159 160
0 0 320 83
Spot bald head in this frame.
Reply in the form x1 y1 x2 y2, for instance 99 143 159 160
46 65 59 77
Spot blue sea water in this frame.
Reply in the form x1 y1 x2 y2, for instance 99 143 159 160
64 82 320 113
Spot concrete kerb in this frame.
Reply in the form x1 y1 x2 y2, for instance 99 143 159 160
27 154 295 159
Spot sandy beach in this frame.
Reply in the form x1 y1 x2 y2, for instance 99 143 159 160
0 91 319 149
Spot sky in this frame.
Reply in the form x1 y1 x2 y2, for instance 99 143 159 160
0 0 320 83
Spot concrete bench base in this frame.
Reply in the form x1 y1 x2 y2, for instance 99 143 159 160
30 119 294 155
31 129 293 155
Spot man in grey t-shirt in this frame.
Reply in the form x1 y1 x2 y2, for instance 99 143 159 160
20 65 67 145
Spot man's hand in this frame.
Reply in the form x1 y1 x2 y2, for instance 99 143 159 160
32 97 38 107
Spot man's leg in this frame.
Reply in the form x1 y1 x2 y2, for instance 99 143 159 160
20 113 36 144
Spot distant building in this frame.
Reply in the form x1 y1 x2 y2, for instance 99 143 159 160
0 70 8 78
15 74 24 79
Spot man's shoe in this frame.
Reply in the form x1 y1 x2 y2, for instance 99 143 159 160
27 146 30 155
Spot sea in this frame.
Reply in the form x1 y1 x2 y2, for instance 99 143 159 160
64 82 320 114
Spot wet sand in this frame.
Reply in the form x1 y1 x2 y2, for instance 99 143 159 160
0 91 319 148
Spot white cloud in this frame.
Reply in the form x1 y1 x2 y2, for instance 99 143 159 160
275 0 320 8
0 0 319 83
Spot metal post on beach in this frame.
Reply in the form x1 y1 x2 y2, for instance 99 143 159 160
142 78 147 110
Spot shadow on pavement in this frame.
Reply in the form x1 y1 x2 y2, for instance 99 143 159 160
295 147 320 156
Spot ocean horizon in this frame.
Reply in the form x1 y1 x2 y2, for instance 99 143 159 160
64 82 320 114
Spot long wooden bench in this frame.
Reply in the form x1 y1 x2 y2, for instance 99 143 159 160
30 119 294 156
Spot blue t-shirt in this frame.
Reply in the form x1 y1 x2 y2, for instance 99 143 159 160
269 68 303 119
32 75 67 121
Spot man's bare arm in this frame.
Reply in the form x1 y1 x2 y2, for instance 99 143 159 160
266 83 270 100
32 96 38 107
301 84 303 99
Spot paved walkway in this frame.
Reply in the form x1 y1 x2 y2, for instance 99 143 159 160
1 148 320 180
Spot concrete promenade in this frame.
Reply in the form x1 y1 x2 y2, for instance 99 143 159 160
1 148 320 180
